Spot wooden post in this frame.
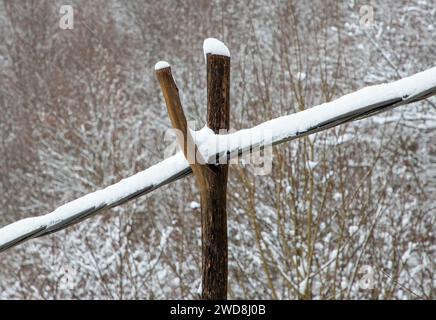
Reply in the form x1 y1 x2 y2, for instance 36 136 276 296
155 38 230 300
201 50 230 300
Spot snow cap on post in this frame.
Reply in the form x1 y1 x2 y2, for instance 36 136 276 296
203 38 230 63
154 61 170 71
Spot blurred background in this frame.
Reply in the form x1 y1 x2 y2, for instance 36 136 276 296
0 0 434 299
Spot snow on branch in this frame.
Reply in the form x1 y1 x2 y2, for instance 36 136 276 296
1 66 436 253
154 61 170 70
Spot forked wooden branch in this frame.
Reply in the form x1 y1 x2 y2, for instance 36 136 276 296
154 63 208 183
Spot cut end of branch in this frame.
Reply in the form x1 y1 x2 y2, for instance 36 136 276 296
154 61 170 71
203 38 230 63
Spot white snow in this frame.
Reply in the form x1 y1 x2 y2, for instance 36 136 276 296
196 281 202 296
203 38 230 62
1 65 436 252
348 225 359 234
296 72 306 81
154 61 170 70
0 152 189 250
190 125 215 146
307 161 318 170
190 201 200 209
206 66 436 159
298 278 308 294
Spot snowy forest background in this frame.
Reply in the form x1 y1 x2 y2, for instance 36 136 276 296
0 0 435 299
